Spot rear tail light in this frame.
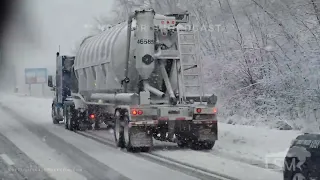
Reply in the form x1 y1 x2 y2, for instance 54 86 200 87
131 109 143 116
160 20 175 25
132 110 137 115
89 114 95 119
213 108 217 114
196 108 202 113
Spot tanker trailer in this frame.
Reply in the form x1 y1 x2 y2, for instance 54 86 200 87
48 8 218 152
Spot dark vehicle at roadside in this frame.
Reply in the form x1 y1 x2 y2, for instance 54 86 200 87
283 133 320 180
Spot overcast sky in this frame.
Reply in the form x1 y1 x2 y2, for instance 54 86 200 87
1 0 113 92
31 0 113 54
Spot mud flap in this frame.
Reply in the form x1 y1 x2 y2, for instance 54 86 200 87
194 125 217 141
167 120 175 140
129 127 153 147
198 128 216 141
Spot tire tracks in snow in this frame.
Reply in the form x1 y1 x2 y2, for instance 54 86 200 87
0 103 130 180
76 130 239 180
0 102 232 180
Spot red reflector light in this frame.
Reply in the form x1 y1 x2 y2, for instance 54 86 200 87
213 108 217 114
167 21 170 24
89 114 95 119
132 110 137 115
196 108 202 113
131 109 143 115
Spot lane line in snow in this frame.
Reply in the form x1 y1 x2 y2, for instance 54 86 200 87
0 105 87 180
0 154 15 166
0 105 130 180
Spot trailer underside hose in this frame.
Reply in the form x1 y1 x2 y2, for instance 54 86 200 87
143 81 165 98
159 61 177 105
90 93 139 104
124 13 136 93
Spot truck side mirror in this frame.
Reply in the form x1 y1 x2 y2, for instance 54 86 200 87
48 75 53 87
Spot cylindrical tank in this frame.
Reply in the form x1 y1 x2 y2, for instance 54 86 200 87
135 10 155 80
74 20 140 93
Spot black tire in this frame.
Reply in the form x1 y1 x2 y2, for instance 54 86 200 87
201 141 215 150
123 115 135 152
66 105 76 131
94 123 101 130
140 147 151 152
53 118 59 124
176 135 189 148
114 110 125 148
64 106 68 129
191 141 215 150
52 106 59 124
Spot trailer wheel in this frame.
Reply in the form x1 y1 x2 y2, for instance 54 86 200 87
114 110 125 148
191 141 215 150
51 106 59 124
66 106 72 130
176 135 189 148
63 106 68 129
123 115 135 152
66 105 76 131
201 141 215 150
140 147 151 152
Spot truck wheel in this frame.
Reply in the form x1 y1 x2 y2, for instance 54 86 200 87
140 147 151 152
191 141 215 150
52 107 59 124
201 141 215 150
64 106 68 129
53 118 59 124
176 135 189 148
66 106 72 130
114 110 125 148
123 115 135 152
66 106 76 131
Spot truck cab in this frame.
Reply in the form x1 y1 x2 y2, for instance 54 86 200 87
48 52 76 124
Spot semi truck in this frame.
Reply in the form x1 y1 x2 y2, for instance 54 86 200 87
48 8 218 152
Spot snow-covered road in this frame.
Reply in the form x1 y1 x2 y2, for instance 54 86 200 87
0 96 204 180
0 93 302 180
0 131 54 180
